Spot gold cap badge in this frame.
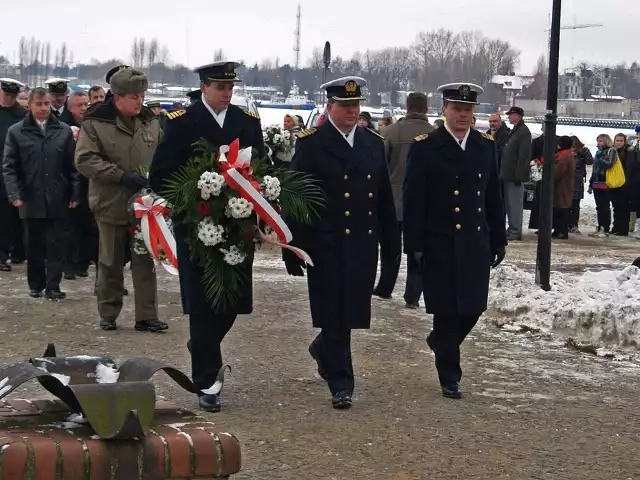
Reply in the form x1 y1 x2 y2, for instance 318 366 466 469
345 80 358 95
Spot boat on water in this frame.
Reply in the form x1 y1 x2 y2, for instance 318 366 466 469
256 82 315 111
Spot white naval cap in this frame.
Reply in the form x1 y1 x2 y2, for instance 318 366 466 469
0 78 24 94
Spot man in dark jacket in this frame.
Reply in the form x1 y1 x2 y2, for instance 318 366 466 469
499 106 532 241
0 78 27 271
487 113 510 169
3 87 80 299
284 77 401 409
403 82 506 399
149 61 265 413
373 92 433 308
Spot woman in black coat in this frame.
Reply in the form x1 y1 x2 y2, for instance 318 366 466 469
568 136 593 234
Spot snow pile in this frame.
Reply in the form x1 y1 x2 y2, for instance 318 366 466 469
488 265 640 349
0 377 11 397
95 363 120 384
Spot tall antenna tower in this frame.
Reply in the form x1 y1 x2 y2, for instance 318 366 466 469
293 3 301 70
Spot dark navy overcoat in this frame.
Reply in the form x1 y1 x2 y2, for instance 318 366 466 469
403 126 507 316
290 122 400 329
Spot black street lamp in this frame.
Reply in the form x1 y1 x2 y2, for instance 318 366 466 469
535 0 562 290
322 41 331 86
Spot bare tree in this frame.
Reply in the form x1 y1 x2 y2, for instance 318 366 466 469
213 49 225 62
60 42 68 68
148 38 159 66
158 46 170 65
138 38 146 68
18 37 27 82
44 42 51 78
131 38 142 68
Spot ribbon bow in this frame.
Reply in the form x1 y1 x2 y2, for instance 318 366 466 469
133 194 179 274
217 139 313 266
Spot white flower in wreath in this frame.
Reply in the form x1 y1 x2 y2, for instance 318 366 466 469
273 133 282 145
219 245 247 265
225 197 254 219
197 218 225 246
197 171 225 200
262 131 269 142
283 130 291 140
261 175 281 201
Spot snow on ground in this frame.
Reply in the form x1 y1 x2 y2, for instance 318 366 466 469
488 264 640 350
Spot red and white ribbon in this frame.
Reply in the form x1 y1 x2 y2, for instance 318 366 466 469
218 139 313 266
133 194 179 274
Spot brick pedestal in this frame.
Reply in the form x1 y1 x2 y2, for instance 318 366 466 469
0 398 241 479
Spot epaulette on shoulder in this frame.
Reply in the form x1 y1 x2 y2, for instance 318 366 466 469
481 132 494 141
166 110 186 120
244 110 260 120
414 134 429 142
296 128 317 139
366 127 384 140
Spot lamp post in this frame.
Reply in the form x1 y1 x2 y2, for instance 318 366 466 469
535 0 562 290
322 41 331 86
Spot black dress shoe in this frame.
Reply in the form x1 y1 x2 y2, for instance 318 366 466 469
29 289 43 298
135 319 169 332
100 317 117 331
308 342 328 381
372 290 392 300
332 390 352 409
76 271 89 278
64 273 76 280
405 302 419 309
198 394 221 412
426 334 435 351
0 262 11 272
45 290 66 300
441 383 462 399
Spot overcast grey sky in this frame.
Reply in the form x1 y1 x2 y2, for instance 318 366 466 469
1 0 635 75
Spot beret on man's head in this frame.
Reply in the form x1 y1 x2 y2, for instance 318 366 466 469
109 68 148 95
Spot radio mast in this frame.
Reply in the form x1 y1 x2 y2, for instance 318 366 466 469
293 3 301 70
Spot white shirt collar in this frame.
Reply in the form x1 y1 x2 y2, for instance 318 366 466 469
444 121 471 151
202 94 227 128
328 114 357 147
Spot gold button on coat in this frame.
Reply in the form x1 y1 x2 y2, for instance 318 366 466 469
345 229 351 235
454 207 460 213
477 226 481 231
344 175 348 180
368 230 372 234
478 207 482 212
454 190 460 196
344 192 350 198
455 224 461 230
367 175 371 180
368 211 372 216
345 211 351 216
477 191 481 196
478 173 482 178
368 193 373 198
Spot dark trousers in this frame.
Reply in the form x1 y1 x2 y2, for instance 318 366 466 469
10 206 25 260
375 222 423 304
310 328 353 395
553 208 570 236
25 218 65 292
593 189 611 233
67 208 99 273
0 201 13 262
610 187 630 235
428 313 480 386
189 313 237 390
568 198 581 228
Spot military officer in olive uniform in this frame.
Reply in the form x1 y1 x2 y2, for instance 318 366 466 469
403 83 507 399
0 78 27 271
149 61 264 413
284 77 401 409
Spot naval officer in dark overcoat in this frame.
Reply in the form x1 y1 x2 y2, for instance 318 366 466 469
149 61 264 412
284 76 401 409
403 83 507 399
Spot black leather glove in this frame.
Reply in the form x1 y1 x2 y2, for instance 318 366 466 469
491 247 506 268
283 249 305 277
120 171 148 190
